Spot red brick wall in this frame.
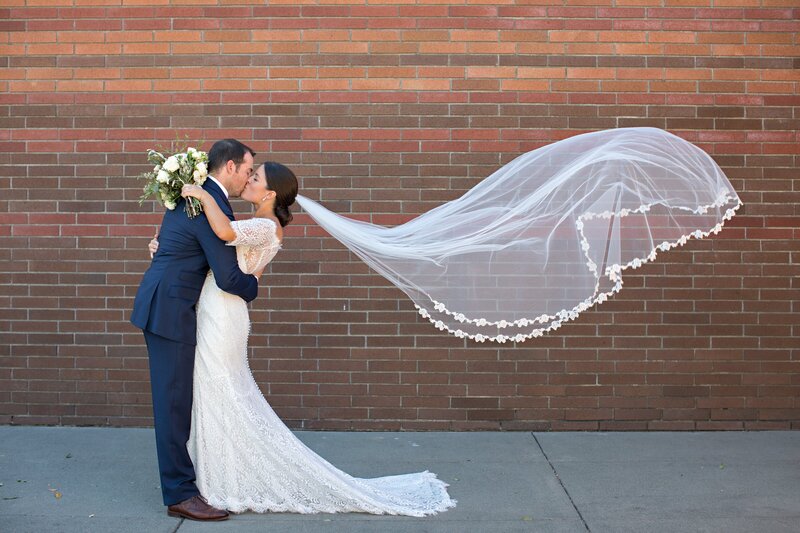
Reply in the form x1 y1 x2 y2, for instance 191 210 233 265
1 1 798 431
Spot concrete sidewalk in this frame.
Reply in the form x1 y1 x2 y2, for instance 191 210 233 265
1 427 798 532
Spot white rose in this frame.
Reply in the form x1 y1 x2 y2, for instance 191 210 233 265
187 147 196 155
163 156 180 172
156 169 170 183
192 170 206 184
164 199 177 210
194 161 206 174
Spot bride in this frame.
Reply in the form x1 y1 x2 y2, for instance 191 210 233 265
157 162 456 516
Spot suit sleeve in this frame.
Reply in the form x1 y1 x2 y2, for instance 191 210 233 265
196 214 258 303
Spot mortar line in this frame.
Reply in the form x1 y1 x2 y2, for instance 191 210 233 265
531 432 591 532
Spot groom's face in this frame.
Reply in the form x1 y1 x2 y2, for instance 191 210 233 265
230 152 255 197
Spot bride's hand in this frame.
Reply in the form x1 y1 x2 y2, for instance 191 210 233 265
148 232 159 258
181 184 209 201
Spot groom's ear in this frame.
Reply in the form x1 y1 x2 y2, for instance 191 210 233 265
225 159 235 174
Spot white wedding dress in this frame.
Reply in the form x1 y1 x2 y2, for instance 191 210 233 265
187 217 455 516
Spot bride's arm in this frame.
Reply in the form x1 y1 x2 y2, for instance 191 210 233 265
181 184 236 242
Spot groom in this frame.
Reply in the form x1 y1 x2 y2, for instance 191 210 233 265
131 139 258 521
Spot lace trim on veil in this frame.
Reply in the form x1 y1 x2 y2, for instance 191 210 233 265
414 193 742 344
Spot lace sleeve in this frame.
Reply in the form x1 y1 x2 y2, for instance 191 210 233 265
226 218 278 248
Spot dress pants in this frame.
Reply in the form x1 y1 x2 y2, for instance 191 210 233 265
143 331 200 506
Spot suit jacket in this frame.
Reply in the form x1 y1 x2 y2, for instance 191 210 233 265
130 179 258 345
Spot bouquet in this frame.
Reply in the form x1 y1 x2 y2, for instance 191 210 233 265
139 146 209 218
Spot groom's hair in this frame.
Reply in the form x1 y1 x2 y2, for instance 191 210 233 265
207 139 256 174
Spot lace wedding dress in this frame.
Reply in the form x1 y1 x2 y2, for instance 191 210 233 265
187 217 455 516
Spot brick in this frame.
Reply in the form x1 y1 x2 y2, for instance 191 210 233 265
1 5 795 429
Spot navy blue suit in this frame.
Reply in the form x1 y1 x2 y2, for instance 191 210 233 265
131 179 257 505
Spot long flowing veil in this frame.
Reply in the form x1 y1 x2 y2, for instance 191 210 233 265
296 127 742 343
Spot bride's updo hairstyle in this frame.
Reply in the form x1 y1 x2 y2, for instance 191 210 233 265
263 162 298 227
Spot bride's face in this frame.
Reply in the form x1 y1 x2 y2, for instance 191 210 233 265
241 165 271 206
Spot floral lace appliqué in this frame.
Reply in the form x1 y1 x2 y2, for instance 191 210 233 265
226 218 282 275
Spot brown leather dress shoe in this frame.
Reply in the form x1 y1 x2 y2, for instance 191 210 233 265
167 495 230 521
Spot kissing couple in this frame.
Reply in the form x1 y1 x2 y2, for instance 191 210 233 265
130 138 456 521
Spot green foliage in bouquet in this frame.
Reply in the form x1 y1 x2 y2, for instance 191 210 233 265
139 140 209 218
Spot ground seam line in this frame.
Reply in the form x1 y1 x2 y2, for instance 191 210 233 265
531 433 591 532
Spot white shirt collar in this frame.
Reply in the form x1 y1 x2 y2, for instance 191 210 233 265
207 175 228 199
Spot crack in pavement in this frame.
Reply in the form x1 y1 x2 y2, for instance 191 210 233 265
170 517 184 532
531 432 591 532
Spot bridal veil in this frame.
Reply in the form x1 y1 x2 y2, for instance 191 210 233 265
296 128 742 343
